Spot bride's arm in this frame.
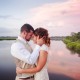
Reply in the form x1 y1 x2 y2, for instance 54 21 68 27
16 50 48 74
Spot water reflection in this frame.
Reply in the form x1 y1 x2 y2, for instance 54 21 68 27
48 41 80 80
0 40 80 80
69 50 80 57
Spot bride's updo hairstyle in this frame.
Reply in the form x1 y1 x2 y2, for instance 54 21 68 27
34 28 50 47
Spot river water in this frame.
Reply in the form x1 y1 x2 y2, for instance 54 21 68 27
0 40 80 80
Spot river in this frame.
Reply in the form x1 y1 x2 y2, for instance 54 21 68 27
0 40 80 80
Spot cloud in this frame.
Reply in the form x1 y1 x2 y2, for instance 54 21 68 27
0 0 80 36
0 27 19 36
0 15 12 19
27 0 80 36
0 27 11 33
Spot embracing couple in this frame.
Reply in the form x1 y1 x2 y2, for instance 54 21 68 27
11 23 50 80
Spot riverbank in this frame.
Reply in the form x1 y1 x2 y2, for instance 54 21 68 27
63 32 80 54
0 36 65 41
0 37 16 40
63 39 80 54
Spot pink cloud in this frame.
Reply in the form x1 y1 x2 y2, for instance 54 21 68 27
27 0 80 36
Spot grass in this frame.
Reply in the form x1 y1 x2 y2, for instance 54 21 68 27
0 37 16 40
63 39 80 54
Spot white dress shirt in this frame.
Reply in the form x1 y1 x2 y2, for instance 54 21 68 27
11 36 41 65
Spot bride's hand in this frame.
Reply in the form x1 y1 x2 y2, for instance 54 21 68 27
16 67 23 74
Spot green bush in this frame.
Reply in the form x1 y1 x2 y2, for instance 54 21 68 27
75 44 80 53
67 42 77 50
63 32 80 53
63 39 71 44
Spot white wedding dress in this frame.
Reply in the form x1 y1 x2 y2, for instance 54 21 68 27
34 44 49 80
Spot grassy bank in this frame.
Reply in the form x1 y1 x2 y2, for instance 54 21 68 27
64 39 80 53
0 37 16 40
63 32 80 54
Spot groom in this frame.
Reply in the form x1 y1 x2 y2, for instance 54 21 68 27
11 24 43 80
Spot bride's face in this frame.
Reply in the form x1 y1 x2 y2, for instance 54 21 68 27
32 34 45 44
32 34 37 43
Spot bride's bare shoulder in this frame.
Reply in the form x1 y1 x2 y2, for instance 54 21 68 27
40 44 48 52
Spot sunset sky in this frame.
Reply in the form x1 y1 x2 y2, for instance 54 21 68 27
0 0 80 36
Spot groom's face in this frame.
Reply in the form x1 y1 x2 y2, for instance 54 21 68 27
25 30 33 41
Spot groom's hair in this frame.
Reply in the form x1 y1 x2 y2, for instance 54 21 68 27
20 24 34 33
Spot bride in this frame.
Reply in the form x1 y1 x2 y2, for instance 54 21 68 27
16 27 50 80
